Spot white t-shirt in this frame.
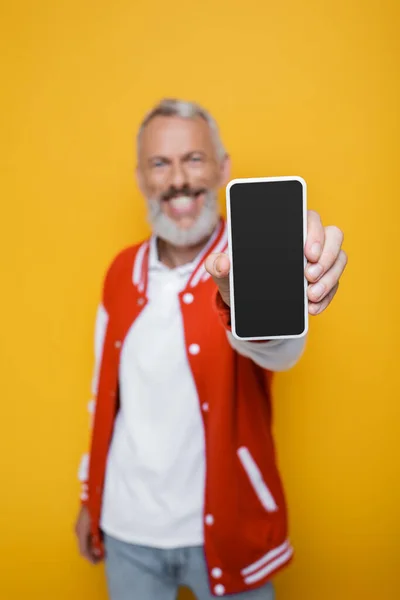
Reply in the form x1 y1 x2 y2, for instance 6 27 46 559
100 237 207 547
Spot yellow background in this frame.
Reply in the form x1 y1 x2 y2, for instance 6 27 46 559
1 1 399 599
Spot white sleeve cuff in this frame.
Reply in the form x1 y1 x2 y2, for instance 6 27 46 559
226 332 307 371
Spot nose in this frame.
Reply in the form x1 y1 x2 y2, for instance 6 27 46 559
170 162 188 190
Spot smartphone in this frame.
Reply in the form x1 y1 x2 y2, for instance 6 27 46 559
226 176 308 340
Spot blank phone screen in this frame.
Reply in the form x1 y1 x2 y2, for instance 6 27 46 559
228 178 306 339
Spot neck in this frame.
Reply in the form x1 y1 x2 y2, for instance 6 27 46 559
157 235 212 269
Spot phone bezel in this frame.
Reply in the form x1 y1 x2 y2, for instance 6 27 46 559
225 176 309 341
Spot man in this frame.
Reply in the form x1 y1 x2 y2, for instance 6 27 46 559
75 98 347 600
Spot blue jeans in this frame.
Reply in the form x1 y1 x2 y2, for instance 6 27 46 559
104 534 275 600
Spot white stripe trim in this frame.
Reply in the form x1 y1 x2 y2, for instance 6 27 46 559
78 453 89 482
238 447 278 512
133 241 148 287
241 540 289 576
91 304 109 396
208 228 228 261
190 222 226 288
244 547 293 585
191 265 206 287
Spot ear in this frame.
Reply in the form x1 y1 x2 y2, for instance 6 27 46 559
220 154 232 187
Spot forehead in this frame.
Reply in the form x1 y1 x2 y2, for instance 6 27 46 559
139 115 217 159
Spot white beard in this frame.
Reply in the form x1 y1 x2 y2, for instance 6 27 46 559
146 190 220 247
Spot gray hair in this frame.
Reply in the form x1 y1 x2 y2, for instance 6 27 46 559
137 98 226 160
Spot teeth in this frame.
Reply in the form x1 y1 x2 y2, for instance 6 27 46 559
169 196 194 209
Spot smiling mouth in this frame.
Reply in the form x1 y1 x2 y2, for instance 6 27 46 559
167 195 199 215
162 188 206 203
161 188 206 216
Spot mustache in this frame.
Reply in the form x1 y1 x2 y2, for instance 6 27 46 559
161 185 207 202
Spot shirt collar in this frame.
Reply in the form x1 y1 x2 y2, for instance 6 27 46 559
148 235 198 276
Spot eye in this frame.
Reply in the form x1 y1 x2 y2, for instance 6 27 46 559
152 160 165 168
149 157 168 168
188 154 203 163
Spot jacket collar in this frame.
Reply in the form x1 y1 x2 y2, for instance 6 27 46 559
132 218 228 294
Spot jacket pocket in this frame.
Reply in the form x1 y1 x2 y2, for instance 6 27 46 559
238 446 278 512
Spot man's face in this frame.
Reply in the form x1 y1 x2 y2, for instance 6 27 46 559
136 115 230 247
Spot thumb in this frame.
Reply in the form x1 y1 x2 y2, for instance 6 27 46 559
204 252 231 306
205 252 230 279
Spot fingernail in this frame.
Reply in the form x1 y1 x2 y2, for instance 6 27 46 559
309 302 320 315
311 243 321 258
310 282 325 300
307 263 323 279
214 259 221 275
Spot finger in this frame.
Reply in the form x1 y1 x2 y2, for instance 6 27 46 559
78 533 97 564
90 549 102 564
309 282 339 315
307 249 347 303
304 210 325 263
205 252 230 279
306 225 344 283
204 252 231 306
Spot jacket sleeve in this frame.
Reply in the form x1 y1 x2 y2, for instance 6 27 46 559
213 289 307 372
77 303 109 504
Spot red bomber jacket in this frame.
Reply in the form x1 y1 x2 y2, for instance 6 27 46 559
80 220 293 597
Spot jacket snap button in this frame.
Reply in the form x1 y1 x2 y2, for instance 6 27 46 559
202 403 209 412
205 514 214 526
115 341 121 348
189 343 200 355
183 293 194 304
137 298 145 306
212 568 222 579
214 584 225 596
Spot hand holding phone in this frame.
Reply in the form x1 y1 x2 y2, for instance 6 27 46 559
205 177 347 335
